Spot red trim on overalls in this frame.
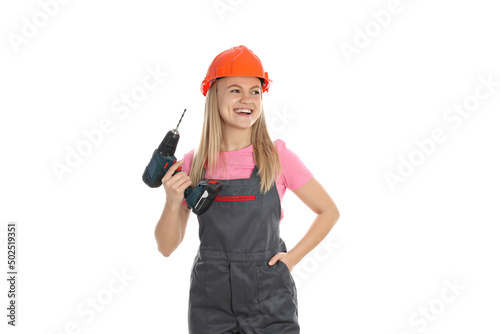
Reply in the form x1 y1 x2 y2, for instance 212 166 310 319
214 195 256 202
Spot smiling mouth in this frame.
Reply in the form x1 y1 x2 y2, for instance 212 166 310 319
234 108 253 114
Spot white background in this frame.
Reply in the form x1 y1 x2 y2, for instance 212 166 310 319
1 0 500 333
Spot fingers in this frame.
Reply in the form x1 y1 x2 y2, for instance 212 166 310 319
268 253 283 265
170 174 192 191
161 159 184 184
162 171 190 189
161 159 192 195
166 159 184 178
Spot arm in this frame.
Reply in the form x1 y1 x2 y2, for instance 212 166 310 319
269 177 340 270
154 203 191 257
154 158 193 257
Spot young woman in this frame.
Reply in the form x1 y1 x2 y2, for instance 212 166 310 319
154 45 340 333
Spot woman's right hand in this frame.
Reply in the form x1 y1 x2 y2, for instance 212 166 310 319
161 159 193 205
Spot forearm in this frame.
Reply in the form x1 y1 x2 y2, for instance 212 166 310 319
288 208 339 264
154 200 182 256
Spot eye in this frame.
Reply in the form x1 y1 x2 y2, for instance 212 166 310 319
229 89 260 94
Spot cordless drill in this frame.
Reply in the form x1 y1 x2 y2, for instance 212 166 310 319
142 109 223 215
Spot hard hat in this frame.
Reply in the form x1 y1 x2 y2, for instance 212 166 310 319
200 45 272 96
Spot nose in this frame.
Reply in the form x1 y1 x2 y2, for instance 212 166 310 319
239 91 253 104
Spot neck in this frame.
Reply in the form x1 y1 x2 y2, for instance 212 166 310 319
220 126 252 152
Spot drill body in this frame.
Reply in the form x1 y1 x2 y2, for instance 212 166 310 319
142 110 222 215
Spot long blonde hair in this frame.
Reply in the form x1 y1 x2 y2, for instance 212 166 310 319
190 79 282 193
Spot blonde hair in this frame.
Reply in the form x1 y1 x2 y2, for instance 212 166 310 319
190 79 282 193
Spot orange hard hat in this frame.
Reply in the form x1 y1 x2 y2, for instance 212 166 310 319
200 45 272 96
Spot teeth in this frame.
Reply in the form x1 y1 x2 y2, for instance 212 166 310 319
234 109 252 114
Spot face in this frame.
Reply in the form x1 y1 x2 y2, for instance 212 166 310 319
216 76 262 131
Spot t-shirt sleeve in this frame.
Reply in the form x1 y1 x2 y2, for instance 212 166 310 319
180 149 195 206
275 139 313 191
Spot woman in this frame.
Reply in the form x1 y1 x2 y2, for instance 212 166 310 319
154 45 340 333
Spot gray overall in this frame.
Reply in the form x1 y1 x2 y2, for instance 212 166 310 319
188 165 300 333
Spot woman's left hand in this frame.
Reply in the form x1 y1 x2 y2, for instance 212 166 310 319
268 252 296 272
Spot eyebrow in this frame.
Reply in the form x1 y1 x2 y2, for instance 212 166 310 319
227 84 260 90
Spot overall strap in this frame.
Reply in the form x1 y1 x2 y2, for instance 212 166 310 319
250 165 259 178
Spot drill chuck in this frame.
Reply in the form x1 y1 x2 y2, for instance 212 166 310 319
158 129 179 157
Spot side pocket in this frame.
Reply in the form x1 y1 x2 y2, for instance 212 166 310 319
277 259 292 274
273 260 296 296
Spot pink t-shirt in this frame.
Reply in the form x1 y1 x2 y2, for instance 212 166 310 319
180 139 313 221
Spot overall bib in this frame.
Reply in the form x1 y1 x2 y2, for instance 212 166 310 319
188 165 300 334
